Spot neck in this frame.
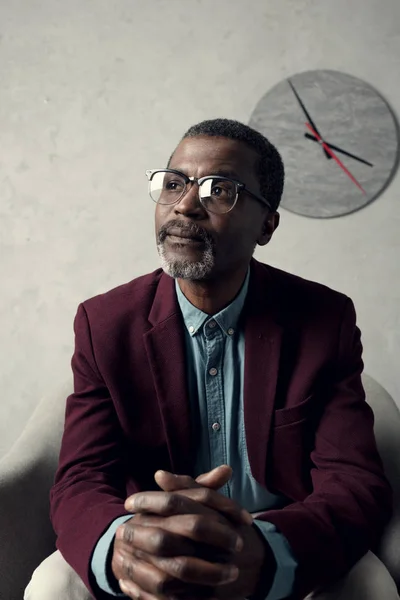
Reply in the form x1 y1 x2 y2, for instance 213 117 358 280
177 265 249 315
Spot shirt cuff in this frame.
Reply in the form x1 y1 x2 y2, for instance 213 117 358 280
252 519 298 600
91 514 133 596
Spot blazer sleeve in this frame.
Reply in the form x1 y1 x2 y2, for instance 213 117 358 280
255 298 393 599
49 303 132 600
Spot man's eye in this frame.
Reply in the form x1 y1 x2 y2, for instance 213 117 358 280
165 180 184 191
211 185 229 197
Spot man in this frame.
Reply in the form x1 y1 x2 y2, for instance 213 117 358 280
25 119 395 600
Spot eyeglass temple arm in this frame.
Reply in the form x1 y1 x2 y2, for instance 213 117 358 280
244 187 273 212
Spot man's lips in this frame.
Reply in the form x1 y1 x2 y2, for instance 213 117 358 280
165 228 204 242
166 234 204 246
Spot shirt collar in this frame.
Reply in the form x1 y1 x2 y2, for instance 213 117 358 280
175 268 250 337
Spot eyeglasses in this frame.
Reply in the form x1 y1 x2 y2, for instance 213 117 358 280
145 169 272 215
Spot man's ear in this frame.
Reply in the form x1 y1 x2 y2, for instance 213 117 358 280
257 211 280 246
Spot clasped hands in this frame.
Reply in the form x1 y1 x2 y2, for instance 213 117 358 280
111 465 268 600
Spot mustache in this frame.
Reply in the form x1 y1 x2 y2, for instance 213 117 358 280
158 220 214 245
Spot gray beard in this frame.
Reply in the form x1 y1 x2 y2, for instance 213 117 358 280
157 241 215 280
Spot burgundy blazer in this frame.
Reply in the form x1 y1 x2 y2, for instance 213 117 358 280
50 259 392 599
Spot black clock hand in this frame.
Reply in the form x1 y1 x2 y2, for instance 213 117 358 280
288 79 331 159
304 133 374 167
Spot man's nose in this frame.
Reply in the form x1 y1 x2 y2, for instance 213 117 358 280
174 181 205 218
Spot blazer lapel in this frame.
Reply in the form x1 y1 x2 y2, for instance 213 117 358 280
143 273 194 475
243 260 283 486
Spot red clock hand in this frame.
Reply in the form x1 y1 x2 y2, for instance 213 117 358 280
305 122 367 195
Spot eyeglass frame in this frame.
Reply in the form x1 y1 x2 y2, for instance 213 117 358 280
145 168 273 214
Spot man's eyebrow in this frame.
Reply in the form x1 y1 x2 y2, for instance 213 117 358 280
170 167 241 179
210 169 240 179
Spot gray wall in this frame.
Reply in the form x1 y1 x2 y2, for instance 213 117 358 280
1 0 399 457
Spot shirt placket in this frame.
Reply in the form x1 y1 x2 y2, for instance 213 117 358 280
204 320 229 497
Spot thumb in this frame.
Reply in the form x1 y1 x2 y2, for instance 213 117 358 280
195 465 232 489
154 465 233 492
154 470 199 492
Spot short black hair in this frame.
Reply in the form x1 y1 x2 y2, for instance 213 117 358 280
170 118 285 211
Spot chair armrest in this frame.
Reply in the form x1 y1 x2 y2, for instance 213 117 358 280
0 381 70 600
362 373 400 589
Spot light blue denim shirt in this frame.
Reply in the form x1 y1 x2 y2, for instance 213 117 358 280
91 270 297 599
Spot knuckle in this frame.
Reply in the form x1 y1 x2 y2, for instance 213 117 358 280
188 514 203 536
150 528 168 552
165 493 183 513
111 551 122 576
133 494 146 510
116 524 125 538
133 548 147 561
154 571 171 594
122 524 135 544
167 557 187 578
199 488 213 503
121 555 135 580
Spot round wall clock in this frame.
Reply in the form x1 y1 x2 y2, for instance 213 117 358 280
249 70 399 218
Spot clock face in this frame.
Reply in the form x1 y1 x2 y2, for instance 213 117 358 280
249 70 400 218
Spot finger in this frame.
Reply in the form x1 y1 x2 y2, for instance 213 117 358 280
118 577 216 600
119 514 243 553
136 552 239 587
154 470 200 492
154 466 232 493
125 491 211 517
195 465 233 490
113 550 177 596
116 549 223 596
116 522 199 556
173 488 253 526
118 579 155 600
125 490 252 526
153 468 251 527
114 549 182 600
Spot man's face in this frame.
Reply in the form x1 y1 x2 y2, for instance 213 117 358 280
155 135 278 281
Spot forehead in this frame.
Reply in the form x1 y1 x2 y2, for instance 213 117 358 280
169 135 258 179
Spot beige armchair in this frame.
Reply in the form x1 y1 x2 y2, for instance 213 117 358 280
0 374 399 600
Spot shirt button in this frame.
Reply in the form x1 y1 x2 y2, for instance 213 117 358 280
212 422 221 431
227 328 234 336
208 320 216 329
188 326 195 333
209 367 218 376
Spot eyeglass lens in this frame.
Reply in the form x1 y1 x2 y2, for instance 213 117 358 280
149 171 237 214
